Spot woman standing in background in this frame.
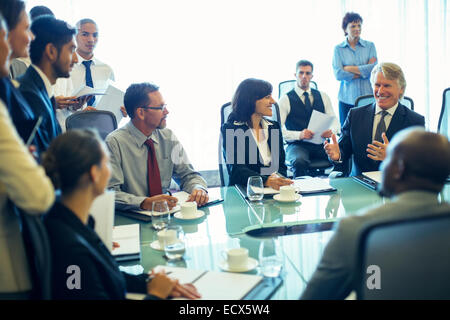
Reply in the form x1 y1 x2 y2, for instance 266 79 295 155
332 12 377 127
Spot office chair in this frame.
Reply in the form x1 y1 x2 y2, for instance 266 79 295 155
66 110 118 140
354 94 414 110
278 80 318 99
356 211 450 299
437 88 449 138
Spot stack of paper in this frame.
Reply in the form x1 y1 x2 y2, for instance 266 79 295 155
112 224 141 261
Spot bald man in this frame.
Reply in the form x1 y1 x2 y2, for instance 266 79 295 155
301 127 450 299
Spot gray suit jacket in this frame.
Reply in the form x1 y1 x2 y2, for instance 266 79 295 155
300 190 450 300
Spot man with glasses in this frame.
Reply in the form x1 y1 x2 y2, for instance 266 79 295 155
106 82 208 212
278 60 340 177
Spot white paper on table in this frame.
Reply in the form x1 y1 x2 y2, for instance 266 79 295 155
89 190 115 251
112 224 140 256
261 177 334 194
95 85 125 123
306 110 336 145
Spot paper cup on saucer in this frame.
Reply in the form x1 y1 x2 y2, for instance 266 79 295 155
222 248 249 270
180 201 198 219
279 185 297 201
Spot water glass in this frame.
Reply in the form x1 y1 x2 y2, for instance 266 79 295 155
258 238 283 277
163 225 186 261
247 176 264 201
152 200 170 230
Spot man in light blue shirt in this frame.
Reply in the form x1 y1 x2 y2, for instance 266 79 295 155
332 12 377 127
106 83 208 211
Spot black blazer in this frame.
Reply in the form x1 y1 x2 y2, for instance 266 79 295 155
337 103 425 176
0 76 44 150
18 67 61 152
44 202 154 300
221 119 287 186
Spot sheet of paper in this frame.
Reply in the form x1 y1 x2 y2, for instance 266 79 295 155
306 110 336 145
73 85 106 99
261 177 334 194
152 265 206 284
112 224 140 256
89 190 115 251
95 85 125 123
362 171 382 184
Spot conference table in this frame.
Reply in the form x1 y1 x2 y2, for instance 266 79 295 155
115 178 450 300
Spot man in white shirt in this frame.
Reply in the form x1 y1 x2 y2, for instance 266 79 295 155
278 60 340 177
55 18 115 129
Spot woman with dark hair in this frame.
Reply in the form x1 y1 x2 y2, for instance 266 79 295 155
0 13 55 299
221 78 292 189
42 129 200 300
332 12 377 127
0 0 43 153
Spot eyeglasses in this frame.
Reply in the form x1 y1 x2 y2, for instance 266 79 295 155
140 104 167 111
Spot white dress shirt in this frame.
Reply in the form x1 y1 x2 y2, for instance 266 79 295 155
278 85 340 142
371 102 398 141
249 118 272 166
31 65 54 98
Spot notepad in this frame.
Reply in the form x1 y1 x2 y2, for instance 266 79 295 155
112 224 141 261
248 177 336 195
152 266 263 300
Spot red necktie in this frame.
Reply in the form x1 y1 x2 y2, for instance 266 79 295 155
144 139 162 196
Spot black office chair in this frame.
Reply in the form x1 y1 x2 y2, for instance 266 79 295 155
66 110 118 140
437 87 449 138
278 80 318 99
356 211 450 299
354 94 414 110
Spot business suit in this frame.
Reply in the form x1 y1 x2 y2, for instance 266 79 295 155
0 99 54 297
44 201 157 300
300 190 450 300
221 118 287 186
336 103 425 176
18 66 61 152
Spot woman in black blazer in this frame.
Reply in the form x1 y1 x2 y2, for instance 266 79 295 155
42 129 200 300
221 78 292 189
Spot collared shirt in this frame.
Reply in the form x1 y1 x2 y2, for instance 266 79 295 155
31 65 54 98
70 52 115 97
106 121 207 210
332 38 377 105
235 118 272 166
371 102 399 140
278 85 340 141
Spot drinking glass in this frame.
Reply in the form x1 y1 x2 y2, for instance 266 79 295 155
247 176 264 201
258 238 283 277
152 200 170 230
163 225 186 261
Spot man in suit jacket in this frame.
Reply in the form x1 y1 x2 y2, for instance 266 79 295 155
301 128 450 299
18 16 77 153
324 62 425 176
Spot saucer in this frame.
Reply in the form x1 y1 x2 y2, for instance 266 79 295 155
273 193 302 203
218 257 258 272
174 210 205 220
150 240 164 251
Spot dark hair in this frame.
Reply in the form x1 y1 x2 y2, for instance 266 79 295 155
228 78 272 124
76 18 97 29
29 5 54 22
42 129 104 194
296 60 314 72
0 0 25 31
124 82 160 119
29 16 76 65
342 12 363 36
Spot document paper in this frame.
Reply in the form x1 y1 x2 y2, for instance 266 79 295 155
306 110 336 145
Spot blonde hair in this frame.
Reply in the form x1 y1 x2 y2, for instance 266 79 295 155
370 62 406 99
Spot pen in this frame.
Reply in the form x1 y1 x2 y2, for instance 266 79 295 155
200 199 224 207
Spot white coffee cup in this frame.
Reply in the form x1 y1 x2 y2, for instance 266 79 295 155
180 201 197 218
157 228 177 247
222 248 249 269
279 185 296 201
